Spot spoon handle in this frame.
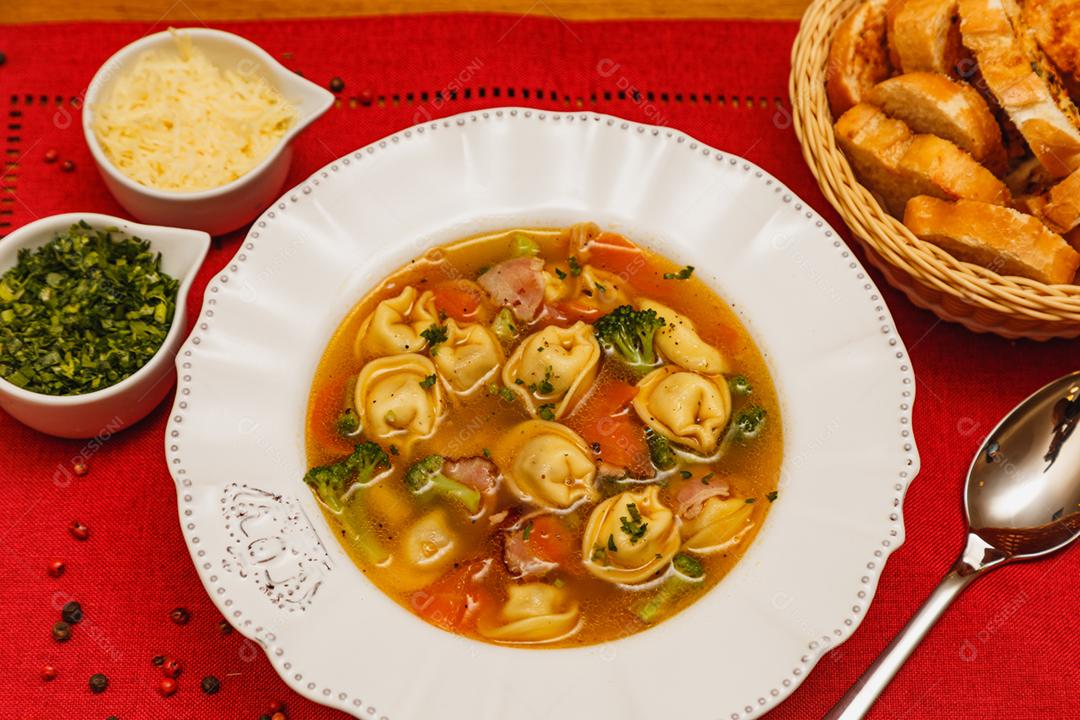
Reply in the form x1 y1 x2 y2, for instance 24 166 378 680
822 561 979 719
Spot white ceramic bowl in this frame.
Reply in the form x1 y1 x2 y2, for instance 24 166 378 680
166 109 919 720
82 28 334 236
0 213 208 438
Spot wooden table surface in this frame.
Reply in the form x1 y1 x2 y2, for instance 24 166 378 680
9 0 811 24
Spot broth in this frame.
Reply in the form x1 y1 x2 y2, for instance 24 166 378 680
305 224 782 647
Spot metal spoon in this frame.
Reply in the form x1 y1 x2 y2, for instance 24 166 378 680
825 370 1080 719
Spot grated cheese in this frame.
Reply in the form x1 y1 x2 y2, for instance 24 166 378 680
93 31 298 192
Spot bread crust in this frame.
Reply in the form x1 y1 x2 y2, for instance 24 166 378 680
904 195 1080 283
1039 165 1080 231
868 71 1007 171
1023 0 1080 100
828 0 892 116
890 0 966 75
959 0 1080 177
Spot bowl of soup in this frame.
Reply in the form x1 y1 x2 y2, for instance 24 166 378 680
166 109 918 720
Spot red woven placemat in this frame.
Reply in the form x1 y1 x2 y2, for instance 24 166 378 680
0 14 1077 720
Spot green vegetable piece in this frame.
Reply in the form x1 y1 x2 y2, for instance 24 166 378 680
537 403 556 421
419 373 437 389
646 430 677 471
766 490 779 502
490 307 518 343
673 553 704 579
733 405 766 438
568 256 583 277
511 233 541 257
403 454 482 513
728 374 752 395
335 408 360 437
421 324 448 354
303 441 390 513
663 265 694 280
0 223 180 395
593 304 666 369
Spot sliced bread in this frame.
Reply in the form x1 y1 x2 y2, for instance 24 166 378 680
889 0 966 76
1023 0 1080 100
904 195 1080 283
1038 166 1080 232
835 103 1011 215
827 0 892 116
868 71 1007 172
959 0 1080 177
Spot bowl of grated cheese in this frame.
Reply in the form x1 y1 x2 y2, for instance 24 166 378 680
83 28 334 236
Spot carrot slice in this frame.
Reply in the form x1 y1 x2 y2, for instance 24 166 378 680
411 561 491 631
431 279 491 323
566 381 653 477
308 380 354 457
524 515 575 565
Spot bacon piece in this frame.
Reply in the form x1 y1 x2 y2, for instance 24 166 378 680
478 257 545 321
675 475 731 519
443 456 499 493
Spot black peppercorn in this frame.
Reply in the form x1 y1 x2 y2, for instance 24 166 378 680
152 655 165 666
0 52 6 67
200 675 221 695
328 76 345 93
218 619 233 635
88 673 108 693
52 621 72 642
168 607 191 625
61 600 83 624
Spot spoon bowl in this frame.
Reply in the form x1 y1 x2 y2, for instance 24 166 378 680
827 370 1080 719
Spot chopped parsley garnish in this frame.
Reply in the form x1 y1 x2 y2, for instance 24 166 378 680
421 324 448 354
537 403 556 421
482 447 491 458
554 267 567 280
663 265 694 280
487 383 516 402
607 534 618 552
419 373 437 389
679 470 693 479
537 366 555 395
619 503 649 544
0 222 180 396
701 472 714 485
568 256 583 277
514 378 525 385
389 444 399 456
745 497 756 504
595 282 607 293
522 520 533 541
766 490 778 502
335 408 360 436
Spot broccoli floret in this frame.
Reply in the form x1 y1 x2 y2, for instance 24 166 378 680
733 405 766 439
303 441 390 513
593 305 666 368
335 408 360 437
646 429 677 471
635 553 705 623
404 454 482 513
728 374 752 395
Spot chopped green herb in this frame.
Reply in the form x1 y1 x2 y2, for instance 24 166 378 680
619 503 649 544
482 447 491 459
701 472 714 485
514 378 525 385
568 256 583 277
522 520 533 541
488 384 516 403
646 430 677 471
766 490 778 502
595 282 607 293
745 497 756 504
554 267 567 280
389 444 399 456
511 233 541 257
537 366 555 395
0 222 180 395
663 265 694 280
421 324 448 354
552 577 566 588
490 307 518 343
607 533 618 552
335 408 360 437
537 403 556 421
419 373 437 389
679 470 692 479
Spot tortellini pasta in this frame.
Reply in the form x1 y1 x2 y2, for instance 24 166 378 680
356 286 440 358
632 366 732 455
492 420 597 509
502 321 600 419
478 583 580 643
543 265 631 316
391 509 462 591
582 487 681 585
638 299 729 375
354 353 445 442
680 497 755 554
432 319 503 394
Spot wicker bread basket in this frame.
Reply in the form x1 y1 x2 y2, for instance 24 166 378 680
790 0 1080 340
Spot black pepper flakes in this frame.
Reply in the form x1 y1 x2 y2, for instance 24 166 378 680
328 76 345 93
200 675 221 695
168 607 191 625
218 619 233 636
61 600 83 624
88 673 108 694
52 621 72 642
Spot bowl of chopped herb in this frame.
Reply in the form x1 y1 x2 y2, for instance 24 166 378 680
0 213 209 438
